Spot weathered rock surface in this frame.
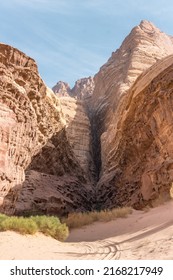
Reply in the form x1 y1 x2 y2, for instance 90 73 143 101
91 21 173 175
59 97 95 181
96 55 173 209
53 76 95 100
71 77 95 100
0 43 93 215
52 81 71 97
92 20 173 114
3 171 93 216
53 77 96 181
89 20 173 208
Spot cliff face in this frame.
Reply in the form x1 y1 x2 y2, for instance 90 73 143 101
1 20 173 216
53 77 95 100
0 43 63 205
90 21 173 208
92 20 173 114
51 20 173 210
59 97 95 181
90 20 173 185
97 55 173 209
0 43 93 216
53 77 96 181
52 81 71 97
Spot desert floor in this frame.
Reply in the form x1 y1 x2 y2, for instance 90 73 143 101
0 201 173 260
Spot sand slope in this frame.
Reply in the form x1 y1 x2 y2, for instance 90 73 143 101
0 201 173 260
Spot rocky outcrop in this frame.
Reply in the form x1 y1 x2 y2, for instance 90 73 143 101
91 21 173 174
96 55 173 209
0 43 93 215
92 20 173 114
52 81 71 97
89 20 173 207
59 97 95 181
53 77 96 181
53 76 95 100
3 171 93 216
0 43 63 206
71 77 95 100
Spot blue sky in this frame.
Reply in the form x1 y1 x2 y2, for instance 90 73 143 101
1 0 173 87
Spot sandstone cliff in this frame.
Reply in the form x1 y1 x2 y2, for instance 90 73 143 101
53 76 95 100
90 20 173 208
52 20 173 210
97 55 173 209
0 43 93 216
53 77 96 181
52 81 71 97
59 97 95 181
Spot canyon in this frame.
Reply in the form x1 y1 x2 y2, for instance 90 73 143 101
1 20 173 216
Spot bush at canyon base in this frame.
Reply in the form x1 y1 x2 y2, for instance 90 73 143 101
0 214 69 241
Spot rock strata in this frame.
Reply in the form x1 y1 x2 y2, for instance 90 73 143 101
0 43 93 215
90 20 173 208
97 55 173 209
52 81 71 97
53 76 95 100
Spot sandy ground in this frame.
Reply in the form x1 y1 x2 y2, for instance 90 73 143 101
0 201 173 260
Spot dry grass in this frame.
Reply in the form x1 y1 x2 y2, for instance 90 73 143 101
64 207 133 229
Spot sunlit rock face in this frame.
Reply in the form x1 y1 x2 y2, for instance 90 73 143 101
59 97 95 182
0 43 93 215
89 20 173 208
52 81 71 97
0 43 63 207
53 76 96 181
96 55 173 209
53 77 95 100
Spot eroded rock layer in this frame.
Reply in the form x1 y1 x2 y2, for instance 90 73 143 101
91 21 173 178
53 77 95 100
0 43 93 215
97 55 173 209
59 97 95 181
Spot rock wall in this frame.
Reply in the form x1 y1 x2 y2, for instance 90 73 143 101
52 81 71 97
71 77 95 100
0 43 62 205
0 43 93 215
96 55 173 209
59 97 95 181
53 77 96 181
91 20 173 180
53 77 95 100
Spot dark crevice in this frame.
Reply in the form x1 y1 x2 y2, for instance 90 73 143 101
84 100 103 183
89 112 102 182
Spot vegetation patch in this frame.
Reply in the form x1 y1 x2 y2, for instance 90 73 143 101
0 214 68 241
64 207 133 229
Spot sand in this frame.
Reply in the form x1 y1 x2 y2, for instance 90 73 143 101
0 201 173 260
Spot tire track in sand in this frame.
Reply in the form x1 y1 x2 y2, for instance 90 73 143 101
57 240 121 259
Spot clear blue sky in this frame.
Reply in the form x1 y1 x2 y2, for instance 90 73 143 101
1 0 173 88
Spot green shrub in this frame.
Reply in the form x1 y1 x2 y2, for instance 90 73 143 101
1 216 38 234
0 214 68 241
31 215 69 241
